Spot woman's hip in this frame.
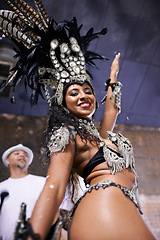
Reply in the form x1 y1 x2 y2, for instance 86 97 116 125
68 185 156 240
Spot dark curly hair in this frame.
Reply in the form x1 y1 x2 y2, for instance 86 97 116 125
41 81 100 205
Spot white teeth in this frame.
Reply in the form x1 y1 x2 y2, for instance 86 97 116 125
80 103 90 107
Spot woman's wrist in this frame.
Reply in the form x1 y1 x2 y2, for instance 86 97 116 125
110 73 118 82
101 78 122 114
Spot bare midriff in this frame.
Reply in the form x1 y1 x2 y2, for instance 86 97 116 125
86 163 136 190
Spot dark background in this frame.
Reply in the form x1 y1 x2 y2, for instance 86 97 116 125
0 0 160 127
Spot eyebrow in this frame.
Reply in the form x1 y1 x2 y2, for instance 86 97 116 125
14 150 27 155
68 88 79 91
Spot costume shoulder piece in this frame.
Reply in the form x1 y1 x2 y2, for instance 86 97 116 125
48 125 76 154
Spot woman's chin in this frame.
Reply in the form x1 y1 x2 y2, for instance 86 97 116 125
76 111 95 119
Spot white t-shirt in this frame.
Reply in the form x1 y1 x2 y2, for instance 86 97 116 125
0 174 86 240
0 174 46 240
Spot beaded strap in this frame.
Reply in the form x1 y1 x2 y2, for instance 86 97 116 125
71 181 143 217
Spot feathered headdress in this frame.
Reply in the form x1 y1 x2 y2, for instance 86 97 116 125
0 0 108 108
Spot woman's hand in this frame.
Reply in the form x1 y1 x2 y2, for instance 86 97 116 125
110 53 120 81
99 53 121 137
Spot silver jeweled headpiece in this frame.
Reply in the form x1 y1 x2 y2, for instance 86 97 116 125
39 37 94 108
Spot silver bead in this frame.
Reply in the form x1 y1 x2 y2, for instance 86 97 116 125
69 61 76 67
61 71 69 78
70 37 77 45
50 39 59 49
60 43 69 53
73 66 80 74
71 44 80 52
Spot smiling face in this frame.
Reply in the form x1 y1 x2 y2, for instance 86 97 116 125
65 82 96 119
6 150 29 170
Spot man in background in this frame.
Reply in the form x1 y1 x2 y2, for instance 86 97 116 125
0 144 46 240
0 143 85 240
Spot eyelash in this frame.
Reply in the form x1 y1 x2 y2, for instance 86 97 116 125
70 91 92 96
85 91 92 95
70 93 78 96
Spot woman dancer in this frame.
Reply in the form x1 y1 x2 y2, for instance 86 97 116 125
0 1 156 239
29 53 155 240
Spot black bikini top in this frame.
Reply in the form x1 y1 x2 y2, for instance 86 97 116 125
83 147 104 182
83 147 121 183
82 132 138 184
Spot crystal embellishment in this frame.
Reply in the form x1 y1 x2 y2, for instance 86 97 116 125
71 44 80 52
60 43 69 53
73 66 80 74
50 39 59 49
61 71 69 78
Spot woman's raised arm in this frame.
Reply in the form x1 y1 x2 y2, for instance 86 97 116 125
29 140 75 239
99 53 121 138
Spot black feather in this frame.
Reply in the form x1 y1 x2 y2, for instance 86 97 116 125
0 0 108 106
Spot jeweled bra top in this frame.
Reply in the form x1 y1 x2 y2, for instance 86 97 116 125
48 119 138 182
83 132 138 183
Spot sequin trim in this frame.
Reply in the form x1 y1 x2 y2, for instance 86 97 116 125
48 125 76 154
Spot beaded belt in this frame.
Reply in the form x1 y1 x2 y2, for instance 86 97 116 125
71 180 143 217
